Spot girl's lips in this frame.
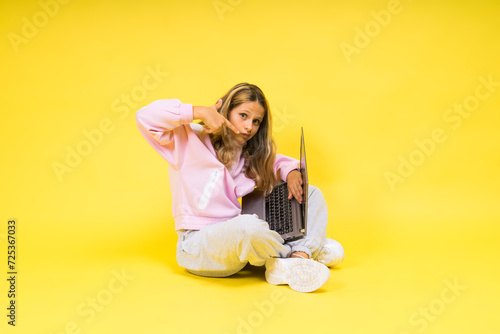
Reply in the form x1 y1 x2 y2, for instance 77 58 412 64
241 133 250 139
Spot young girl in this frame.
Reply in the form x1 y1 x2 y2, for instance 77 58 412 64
135 83 344 292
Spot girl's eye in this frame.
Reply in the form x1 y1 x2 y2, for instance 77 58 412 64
240 113 247 119
253 120 260 125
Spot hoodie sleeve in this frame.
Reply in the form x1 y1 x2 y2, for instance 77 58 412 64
135 99 194 169
274 154 300 182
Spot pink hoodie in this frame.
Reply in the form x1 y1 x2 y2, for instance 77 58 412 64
136 99 299 231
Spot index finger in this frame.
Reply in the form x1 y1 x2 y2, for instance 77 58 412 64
292 188 303 203
224 119 239 134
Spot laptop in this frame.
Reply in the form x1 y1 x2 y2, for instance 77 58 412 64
241 127 308 241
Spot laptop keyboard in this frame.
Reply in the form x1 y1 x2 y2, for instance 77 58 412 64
265 183 294 235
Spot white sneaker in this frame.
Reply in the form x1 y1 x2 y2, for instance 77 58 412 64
265 258 330 293
316 239 344 267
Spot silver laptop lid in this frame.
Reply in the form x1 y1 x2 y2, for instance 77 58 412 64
300 127 308 234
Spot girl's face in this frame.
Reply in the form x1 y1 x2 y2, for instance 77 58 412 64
228 101 265 146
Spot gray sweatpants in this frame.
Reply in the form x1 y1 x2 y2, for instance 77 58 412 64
176 185 329 277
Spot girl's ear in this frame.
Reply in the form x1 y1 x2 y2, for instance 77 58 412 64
216 99 223 109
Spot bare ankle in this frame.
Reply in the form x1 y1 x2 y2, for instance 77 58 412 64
291 251 309 259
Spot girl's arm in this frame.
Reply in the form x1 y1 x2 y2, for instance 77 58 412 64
274 154 303 202
136 99 193 138
136 99 239 168
274 154 300 181
135 99 194 168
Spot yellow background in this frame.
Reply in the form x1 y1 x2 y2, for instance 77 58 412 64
2 0 499 333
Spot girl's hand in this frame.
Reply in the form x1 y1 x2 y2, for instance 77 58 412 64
286 170 303 204
193 99 239 134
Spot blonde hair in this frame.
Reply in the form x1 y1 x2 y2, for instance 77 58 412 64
209 82 278 194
